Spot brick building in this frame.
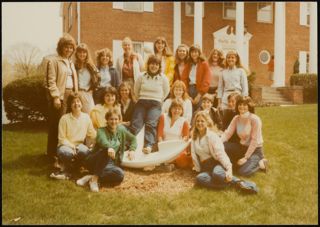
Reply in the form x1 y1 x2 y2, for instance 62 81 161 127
60 2 317 88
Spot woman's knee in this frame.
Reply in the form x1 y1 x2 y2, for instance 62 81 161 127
196 172 211 185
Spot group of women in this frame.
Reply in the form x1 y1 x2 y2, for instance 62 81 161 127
45 33 268 194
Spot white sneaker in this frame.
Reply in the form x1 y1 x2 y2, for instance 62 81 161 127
76 175 93 186
50 171 69 180
89 180 99 192
142 147 152 154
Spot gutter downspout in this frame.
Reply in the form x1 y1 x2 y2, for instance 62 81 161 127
77 2 80 44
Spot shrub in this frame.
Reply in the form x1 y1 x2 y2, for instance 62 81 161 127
3 74 47 123
247 71 256 97
290 73 318 103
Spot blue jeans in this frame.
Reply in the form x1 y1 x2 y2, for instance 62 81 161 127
196 158 241 189
85 148 124 186
130 99 161 148
57 144 90 172
224 142 264 176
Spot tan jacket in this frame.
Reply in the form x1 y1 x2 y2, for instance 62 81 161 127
45 55 78 100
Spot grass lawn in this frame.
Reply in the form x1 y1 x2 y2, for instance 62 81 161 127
2 104 318 224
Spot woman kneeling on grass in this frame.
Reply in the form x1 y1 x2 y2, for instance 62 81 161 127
50 92 96 180
191 111 258 194
221 96 268 176
76 108 137 192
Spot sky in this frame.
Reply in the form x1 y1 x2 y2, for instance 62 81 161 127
2 2 62 55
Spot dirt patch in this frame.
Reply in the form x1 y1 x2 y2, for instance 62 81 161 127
100 167 198 195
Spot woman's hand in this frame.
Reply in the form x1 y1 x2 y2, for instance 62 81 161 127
225 168 233 182
108 148 116 159
158 137 163 142
53 97 61 109
121 121 130 127
182 136 189 142
127 150 135 160
237 157 248 166
193 94 201 105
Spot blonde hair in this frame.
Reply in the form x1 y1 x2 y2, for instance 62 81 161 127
225 50 250 74
174 44 189 64
170 80 190 100
191 111 219 140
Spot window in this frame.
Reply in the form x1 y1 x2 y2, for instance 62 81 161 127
257 2 273 23
300 2 311 26
299 51 309 73
113 2 153 12
223 2 236 20
259 50 271 64
68 3 72 30
112 40 154 64
123 2 143 12
185 2 204 17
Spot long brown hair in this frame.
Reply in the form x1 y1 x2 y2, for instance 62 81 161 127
75 43 94 68
188 44 206 63
153 36 173 57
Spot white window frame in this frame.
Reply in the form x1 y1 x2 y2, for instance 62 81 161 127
257 2 273 23
299 51 310 73
113 2 153 13
185 2 204 17
123 2 144 12
68 3 73 31
300 2 310 27
223 2 236 20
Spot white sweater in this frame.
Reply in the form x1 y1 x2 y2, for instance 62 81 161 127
134 72 170 103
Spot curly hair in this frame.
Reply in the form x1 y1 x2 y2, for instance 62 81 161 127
95 48 113 68
207 49 225 68
169 80 190 100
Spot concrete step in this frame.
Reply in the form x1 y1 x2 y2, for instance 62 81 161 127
262 100 293 105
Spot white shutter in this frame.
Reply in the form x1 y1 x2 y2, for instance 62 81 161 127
143 42 154 62
144 2 154 12
112 40 123 66
300 2 307 25
299 51 307 73
113 2 123 10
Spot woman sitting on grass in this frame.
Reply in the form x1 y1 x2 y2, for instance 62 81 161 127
76 108 137 192
161 80 193 124
221 92 240 143
191 111 258 194
221 96 268 176
90 86 121 129
157 100 192 170
192 93 223 131
50 92 96 180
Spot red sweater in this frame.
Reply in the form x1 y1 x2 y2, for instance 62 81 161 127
181 61 211 95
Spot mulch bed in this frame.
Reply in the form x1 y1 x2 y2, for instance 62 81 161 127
99 166 198 194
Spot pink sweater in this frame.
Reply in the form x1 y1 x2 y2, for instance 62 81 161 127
221 112 263 159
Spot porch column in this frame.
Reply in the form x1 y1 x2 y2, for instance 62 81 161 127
194 2 203 49
236 2 244 66
273 2 286 87
309 2 317 74
173 2 181 51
